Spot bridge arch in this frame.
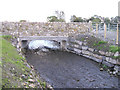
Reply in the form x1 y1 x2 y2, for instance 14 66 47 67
18 36 68 50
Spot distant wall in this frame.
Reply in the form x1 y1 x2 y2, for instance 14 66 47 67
1 22 92 37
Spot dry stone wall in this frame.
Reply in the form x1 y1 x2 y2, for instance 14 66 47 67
1 22 92 37
66 35 120 75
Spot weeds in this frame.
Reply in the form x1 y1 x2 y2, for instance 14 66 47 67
109 45 120 53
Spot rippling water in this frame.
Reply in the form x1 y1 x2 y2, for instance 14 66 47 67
28 40 60 50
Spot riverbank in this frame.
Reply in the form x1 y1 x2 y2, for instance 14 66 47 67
1 35 53 89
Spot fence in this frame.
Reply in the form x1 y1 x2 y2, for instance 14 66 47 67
90 23 120 45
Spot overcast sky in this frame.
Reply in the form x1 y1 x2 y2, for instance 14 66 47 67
0 0 119 22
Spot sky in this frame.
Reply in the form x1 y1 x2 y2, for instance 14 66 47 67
0 0 119 22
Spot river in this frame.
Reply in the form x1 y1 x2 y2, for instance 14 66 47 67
25 50 118 88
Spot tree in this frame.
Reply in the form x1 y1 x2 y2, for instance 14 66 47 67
111 16 120 23
20 20 27 22
47 11 65 22
47 16 58 22
70 15 83 22
89 17 101 23
104 17 110 24
55 11 65 20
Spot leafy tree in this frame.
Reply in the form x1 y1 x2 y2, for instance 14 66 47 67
111 16 120 23
55 11 65 20
47 11 65 22
70 15 83 22
20 20 27 22
47 16 59 22
104 17 110 24
89 17 101 23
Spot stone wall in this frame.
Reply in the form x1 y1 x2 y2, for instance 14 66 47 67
66 35 120 75
1 22 92 37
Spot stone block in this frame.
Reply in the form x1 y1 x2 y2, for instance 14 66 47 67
114 65 120 72
106 57 117 64
82 46 88 50
88 48 94 52
106 57 110 61
116 60 120 65
97 55 103 60
102 56 106 60
83 42 87 45
99 50 106 55
75 40 83 46
92 54 99 58
74 44 80 48
105 52 114 57
82 50 91 55
82 54 91 58
90 56 102 63
114 51 119 57
74 48 82 54
102 61 114 67
91 54 103 62
67 47 74 51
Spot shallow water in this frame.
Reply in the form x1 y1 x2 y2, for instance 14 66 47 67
26 50 118 88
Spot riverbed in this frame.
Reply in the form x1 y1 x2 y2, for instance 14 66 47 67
25 50 118 88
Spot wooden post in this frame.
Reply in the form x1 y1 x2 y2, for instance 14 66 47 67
116 24 119 44
96 23 98 34
104 23 106 39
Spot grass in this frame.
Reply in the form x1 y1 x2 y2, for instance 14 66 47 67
1 36 31 88
2 35 12 41
109 45 120 53
93 41 107 46
1 35 47 88
1 36 30 88
81 38 85 41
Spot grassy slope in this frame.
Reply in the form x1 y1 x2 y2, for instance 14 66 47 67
75 34 120 59
0 37 2 89
1 36 47 88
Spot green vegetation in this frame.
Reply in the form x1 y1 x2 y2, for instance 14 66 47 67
0 36 2 90
2 35 12 41
1 36 46 88
109 45 120 53
47 10 65 22
93 41 107 46
81 38 85 41
112 56 120 59
101 64 108 71
20 20 27 22
47 16 65 22
104 17 110 24
1 36 30 88
70 15 83 22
